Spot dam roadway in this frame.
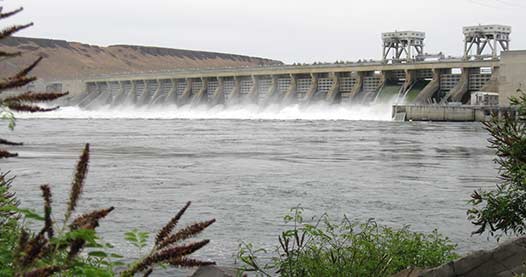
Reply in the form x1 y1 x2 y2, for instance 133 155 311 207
64 50 526 109
84 59 498 80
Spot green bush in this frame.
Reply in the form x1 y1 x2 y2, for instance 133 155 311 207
468 90 526 238
237 207 458 277
0 211 19 276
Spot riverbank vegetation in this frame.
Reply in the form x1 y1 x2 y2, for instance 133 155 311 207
468 88 526 238
236 207 458 277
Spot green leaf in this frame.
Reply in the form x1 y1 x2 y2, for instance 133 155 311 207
85 241 104 248
124 229 150 251
0 107 16 131
88 251 108 258
0 206 44 221
111 261 126 266
139 232 149 240
110 253 123 258
124 231 138 242
124 236 137 242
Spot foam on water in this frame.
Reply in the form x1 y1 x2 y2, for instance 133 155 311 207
15 102 394 121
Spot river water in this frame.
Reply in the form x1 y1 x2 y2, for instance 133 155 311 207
1 103 500 275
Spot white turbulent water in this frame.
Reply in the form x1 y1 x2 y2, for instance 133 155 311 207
14 102 394 121
2 103 501 276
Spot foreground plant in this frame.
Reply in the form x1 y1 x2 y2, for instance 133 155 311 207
120 201 216 276
1 144 114 276
468 89 526 238
0 6 68 158
237 207 458 277
0 144 215 276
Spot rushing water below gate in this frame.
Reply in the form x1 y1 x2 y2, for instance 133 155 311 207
1 105 501 275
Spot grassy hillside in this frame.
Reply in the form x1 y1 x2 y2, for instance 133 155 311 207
0 37 282 80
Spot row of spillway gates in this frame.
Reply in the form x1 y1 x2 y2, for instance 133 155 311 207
73 65 498 109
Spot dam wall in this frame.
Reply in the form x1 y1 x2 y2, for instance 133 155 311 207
46 50 526 111
62 59 510 108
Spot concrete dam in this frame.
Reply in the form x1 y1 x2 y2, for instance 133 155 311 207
72 59 500 109
58 25 525 115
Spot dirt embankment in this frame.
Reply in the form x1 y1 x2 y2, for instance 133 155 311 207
0 37 282 80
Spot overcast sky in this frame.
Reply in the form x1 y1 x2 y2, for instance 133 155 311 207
2 0 525 63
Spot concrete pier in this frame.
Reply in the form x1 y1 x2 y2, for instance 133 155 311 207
392 104 517 122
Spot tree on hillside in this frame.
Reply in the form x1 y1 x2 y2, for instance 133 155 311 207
0 7 67 158
468 87 526 237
